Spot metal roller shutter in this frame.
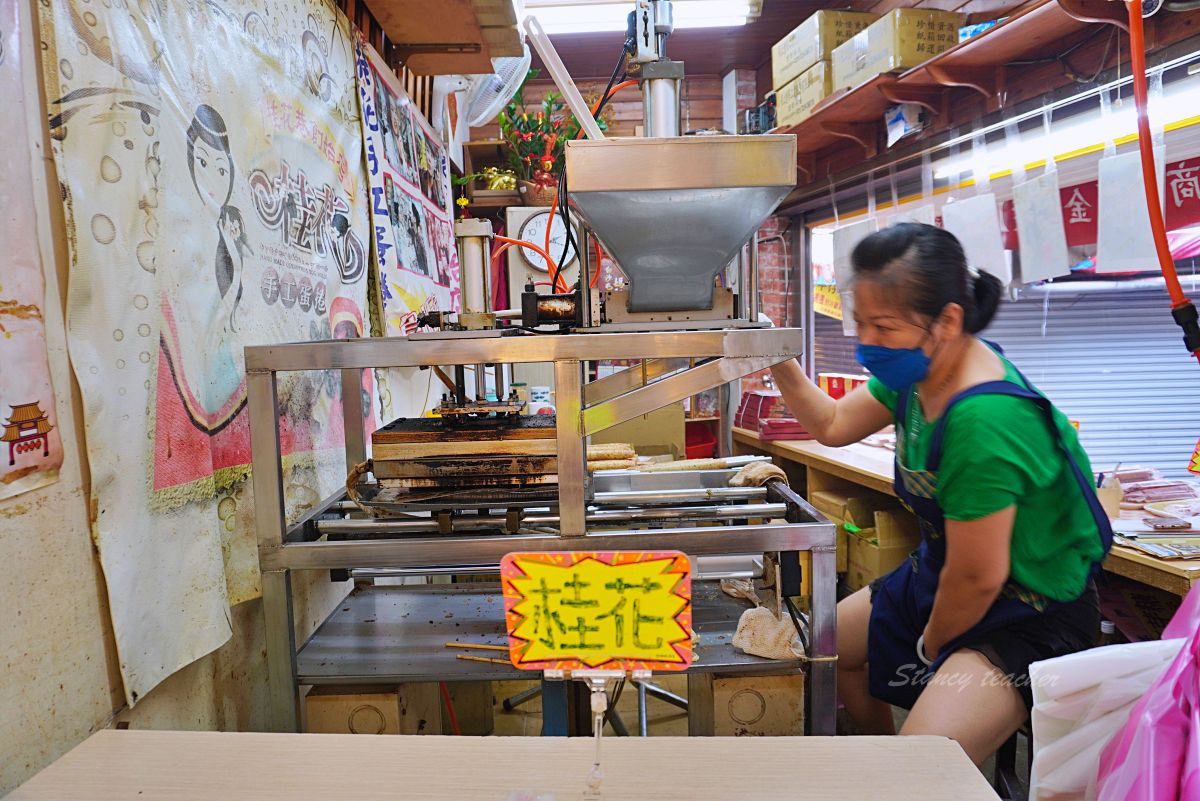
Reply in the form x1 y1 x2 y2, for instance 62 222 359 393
811 288 1200 479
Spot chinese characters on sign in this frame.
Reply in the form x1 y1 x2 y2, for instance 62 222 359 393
501 552 693 672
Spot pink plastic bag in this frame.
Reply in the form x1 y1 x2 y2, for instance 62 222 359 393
1095 584 1200 800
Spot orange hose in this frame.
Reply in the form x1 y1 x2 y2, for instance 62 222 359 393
494 235 556 277
490 242 513 263
590 240 603 288
1127 0 1186 308
1127 0 1200 361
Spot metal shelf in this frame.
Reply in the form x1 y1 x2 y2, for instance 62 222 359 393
296 583 800 686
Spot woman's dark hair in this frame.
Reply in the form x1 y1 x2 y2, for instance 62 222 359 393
850 222 1002 334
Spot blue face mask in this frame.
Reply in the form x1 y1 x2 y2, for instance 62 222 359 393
855 343 931 391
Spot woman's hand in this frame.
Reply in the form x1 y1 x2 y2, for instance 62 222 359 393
919 626 939 664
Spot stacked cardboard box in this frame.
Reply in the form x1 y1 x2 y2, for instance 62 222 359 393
772 10 878 89
846 509 922 592
831 9 966 92
772 10 876 127
809 489 900 574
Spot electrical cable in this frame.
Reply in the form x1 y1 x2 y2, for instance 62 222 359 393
1126 0 1200 362
783 596 810 654
549 45 634 293
1061 27 1117 85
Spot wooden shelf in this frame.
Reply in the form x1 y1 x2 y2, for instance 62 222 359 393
897 0 1127 109
774 0 1129 176
365 0 523 74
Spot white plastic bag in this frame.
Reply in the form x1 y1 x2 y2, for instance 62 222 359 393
1029 638 1185 801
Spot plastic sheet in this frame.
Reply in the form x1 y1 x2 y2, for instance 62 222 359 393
1095 585 1200 800
941 193 1012 283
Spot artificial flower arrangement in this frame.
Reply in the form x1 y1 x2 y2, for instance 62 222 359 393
499 69 609 198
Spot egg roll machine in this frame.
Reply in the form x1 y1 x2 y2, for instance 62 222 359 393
246 1 836 737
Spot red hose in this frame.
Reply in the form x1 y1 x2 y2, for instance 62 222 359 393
1126 0 1200 360
439 682 462 736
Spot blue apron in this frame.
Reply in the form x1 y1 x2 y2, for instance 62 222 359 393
866 366 1114 709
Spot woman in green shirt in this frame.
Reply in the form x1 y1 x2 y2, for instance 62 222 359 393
772 223 1110 765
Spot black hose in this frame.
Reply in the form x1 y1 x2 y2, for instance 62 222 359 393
784 595 810 654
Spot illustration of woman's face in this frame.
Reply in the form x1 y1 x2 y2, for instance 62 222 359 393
191 139 232 212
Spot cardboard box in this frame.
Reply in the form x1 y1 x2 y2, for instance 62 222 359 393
713 673 805 736
305 684 443 735
772 10 878 89
846 535 916 592
809 489 897 529
590 404 683 459
810 489 899 573
775 62 833 128
870 508 921 549
831 9 966 91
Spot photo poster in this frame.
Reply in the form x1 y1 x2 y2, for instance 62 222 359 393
1 0 64 500
39 0 373 703
356 37 459 340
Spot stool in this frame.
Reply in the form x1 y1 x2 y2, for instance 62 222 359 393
993 725 1031 801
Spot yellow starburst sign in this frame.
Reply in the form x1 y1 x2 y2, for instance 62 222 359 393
500 551 693 671
1190 438 1200 476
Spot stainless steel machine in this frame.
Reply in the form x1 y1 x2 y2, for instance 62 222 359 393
247 0 836 738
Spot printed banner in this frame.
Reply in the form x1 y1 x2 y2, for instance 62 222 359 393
355 37 459 338
501 551 693 672
40 0 372 703
813 285 843 321
1 1 63 500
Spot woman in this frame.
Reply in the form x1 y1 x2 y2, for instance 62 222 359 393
772 223 1111 765
161 103 245 429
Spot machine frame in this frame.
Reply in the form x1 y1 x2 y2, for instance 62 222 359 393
246 328 838 735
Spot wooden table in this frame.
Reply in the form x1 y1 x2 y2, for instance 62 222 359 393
734 428 1200 598
9 730 1001 801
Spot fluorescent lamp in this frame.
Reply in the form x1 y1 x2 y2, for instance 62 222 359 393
934 80 1200 181
528 1 753 35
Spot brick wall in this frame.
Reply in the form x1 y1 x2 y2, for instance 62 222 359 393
744 215 795 393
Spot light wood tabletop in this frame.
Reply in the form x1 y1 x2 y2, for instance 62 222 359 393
733 428 896 496
735 427 1200 598
9 730 1001 801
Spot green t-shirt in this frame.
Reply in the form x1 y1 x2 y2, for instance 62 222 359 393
867 357 1105 602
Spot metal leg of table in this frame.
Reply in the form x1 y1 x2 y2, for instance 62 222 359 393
637 682 649 737
261 569 300 732
687 672 715 736
808 543 838 736
541 680 569 737
638 681 688 711
502 685 542 712
555 359 586 536
248 369 300 732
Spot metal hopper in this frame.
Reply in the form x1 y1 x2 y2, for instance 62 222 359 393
564 134 797 313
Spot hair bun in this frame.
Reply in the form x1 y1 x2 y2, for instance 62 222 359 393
967 270 1003 334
